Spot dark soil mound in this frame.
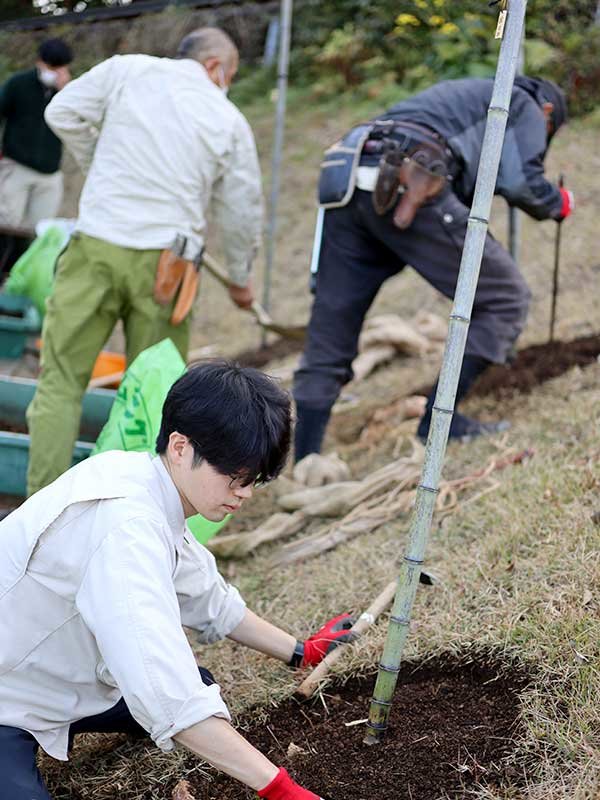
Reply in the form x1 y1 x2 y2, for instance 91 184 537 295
470 334 600 400
233 336 303 369
183 657 527 800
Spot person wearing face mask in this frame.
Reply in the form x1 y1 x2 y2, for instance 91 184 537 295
0 38 72 233
1 361 346 800
26 28 264 497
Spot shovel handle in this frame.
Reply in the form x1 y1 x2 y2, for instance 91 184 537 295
202 252 232 287
202 252 276 327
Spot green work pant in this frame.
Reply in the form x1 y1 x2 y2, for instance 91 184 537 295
26 233 191 495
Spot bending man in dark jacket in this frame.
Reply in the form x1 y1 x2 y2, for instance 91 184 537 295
293 77 572 460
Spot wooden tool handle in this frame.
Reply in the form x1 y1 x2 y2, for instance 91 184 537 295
203 252 276 328
295 579 398 699
202 252 232 287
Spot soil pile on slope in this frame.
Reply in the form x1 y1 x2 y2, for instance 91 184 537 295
183 657 527 800
233 336 303 369
470 334 600 399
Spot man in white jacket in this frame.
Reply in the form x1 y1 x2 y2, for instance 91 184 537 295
1 362 352 799
27 27 264 496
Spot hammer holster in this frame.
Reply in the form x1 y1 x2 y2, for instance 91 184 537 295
170 250 203 326
153 234 188 306
372 140 406 215
370 121 454 219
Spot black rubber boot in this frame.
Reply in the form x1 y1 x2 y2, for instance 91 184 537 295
294 404 333 462
417 355 510 442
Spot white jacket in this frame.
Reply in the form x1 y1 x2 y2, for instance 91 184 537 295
45 54 263 285
0 450 246 760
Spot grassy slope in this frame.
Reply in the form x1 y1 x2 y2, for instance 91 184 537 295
44 82 600 799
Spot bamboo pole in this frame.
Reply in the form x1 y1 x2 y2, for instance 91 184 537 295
261 0 293 343
364 0 528 745
508 33 525 264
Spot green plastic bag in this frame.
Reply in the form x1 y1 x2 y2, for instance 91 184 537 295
4 226 68 319
92 338 228 545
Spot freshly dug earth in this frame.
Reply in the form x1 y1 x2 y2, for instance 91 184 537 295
179 657 527 800
407 334 600 406
233 336 304 369
470 334 600 399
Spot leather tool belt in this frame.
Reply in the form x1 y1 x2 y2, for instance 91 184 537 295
369 120 455 229
317 119 455 217
153 234 202 326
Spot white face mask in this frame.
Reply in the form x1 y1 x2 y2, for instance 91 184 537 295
38 68 58 89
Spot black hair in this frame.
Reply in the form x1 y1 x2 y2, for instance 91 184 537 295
38 39 73 68
156 360 292 485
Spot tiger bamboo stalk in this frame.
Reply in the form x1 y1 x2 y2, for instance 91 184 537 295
508 32 525 264
364 0 529 745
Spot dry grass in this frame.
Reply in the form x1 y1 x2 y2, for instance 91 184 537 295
39 86 600 799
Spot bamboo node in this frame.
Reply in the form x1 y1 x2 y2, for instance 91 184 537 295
365 720 389 731
448 313 471 323
378 663 401 674
369 698 393 708
418 484 439 494
390 614 411 626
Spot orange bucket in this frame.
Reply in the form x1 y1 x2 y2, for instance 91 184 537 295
90 350 126 388
34 340 125 389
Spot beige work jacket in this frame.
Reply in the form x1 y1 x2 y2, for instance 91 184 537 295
0 450 246 760
45 55 263 285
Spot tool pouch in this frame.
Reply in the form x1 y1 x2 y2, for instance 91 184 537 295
372 133 450 229
372 140 406 215
153 234 188 306
170 253 202 326
318 123 374 209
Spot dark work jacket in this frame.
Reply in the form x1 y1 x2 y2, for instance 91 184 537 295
0 68 62 174
381 78 562 220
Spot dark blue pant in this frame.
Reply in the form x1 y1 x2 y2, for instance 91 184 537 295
294 187 531 410
0 666 215 800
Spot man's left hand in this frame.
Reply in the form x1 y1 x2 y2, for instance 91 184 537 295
302 612 356 667
228 278 254 309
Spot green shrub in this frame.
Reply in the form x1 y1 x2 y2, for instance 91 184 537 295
291 0 600 114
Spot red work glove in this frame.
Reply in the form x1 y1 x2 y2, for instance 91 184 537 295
557 186 574 220
258 767 324 800
302 612 356 667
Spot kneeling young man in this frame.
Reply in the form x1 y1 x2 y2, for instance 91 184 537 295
0 362 351 799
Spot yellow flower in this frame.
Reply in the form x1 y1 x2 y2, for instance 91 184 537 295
414 0 428 8
395 13 421 26
433 0 444 6
428 15 445 26
440 22 459 34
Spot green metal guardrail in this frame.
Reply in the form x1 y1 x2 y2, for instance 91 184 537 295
0 375 115 441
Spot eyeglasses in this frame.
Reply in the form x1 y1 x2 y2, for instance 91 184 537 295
228 474 265 491
184 435 265 490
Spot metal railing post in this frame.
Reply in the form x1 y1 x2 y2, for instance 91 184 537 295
261 0 293 344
